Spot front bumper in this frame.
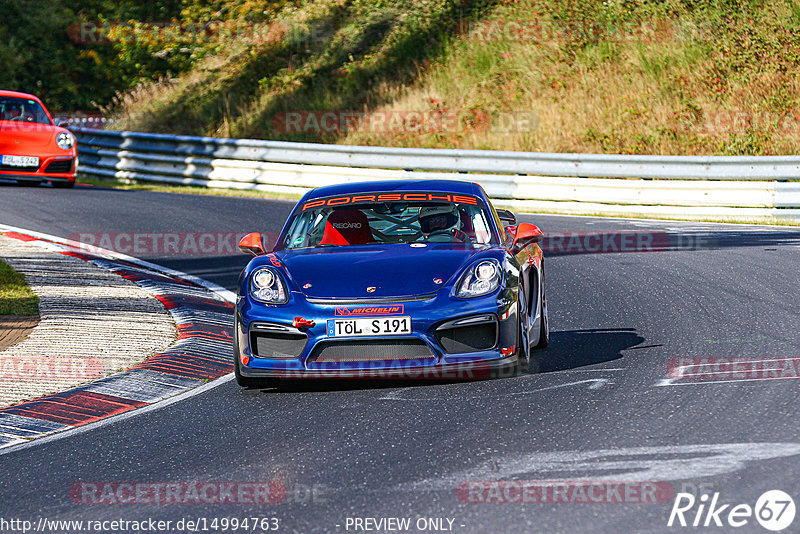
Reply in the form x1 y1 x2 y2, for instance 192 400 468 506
0 155 76 183
236 290 519 380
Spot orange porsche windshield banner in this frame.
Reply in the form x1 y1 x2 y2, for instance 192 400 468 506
301 192 479 211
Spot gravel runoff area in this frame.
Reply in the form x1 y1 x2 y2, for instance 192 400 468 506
0 234 176 408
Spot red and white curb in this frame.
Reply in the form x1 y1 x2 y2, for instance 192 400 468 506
0 224 235 450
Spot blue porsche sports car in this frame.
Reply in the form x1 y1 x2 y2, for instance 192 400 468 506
233 179 548 386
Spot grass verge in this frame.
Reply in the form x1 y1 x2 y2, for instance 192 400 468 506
0 260 39 316
108 0 800 156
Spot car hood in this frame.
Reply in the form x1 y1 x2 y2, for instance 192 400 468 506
0 121 59 151
276 244 486 299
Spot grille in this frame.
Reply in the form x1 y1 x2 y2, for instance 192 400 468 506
309 339 434 363
0 164 40 172
250 332 308 359
44 159 74 173
436 322 498 354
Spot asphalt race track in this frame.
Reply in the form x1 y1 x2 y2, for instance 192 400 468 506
1 183 800 533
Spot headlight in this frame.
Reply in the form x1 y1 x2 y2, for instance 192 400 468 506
250 267 287 304
56 131 75 150
456 260 502 298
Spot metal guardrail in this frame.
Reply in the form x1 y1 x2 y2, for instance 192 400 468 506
74 128 800 220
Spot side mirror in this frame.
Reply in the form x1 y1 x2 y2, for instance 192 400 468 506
238 232 266 256
496 209 517 226
512 223 543 250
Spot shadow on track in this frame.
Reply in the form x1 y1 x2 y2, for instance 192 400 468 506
532 328 649 373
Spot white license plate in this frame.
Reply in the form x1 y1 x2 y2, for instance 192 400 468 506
327 316 411 337
1 155 39 167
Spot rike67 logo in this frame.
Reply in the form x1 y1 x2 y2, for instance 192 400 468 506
668 490 795 531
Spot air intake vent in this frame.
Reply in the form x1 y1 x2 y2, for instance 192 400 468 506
250 332 308 359
436 319 498 354
44 158 74 173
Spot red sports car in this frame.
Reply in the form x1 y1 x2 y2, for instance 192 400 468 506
0 90 76 188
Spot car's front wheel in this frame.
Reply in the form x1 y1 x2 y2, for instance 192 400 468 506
234 354 263 388
534 263 549 349
515 319 530 374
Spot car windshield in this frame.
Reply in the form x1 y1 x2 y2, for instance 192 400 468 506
0 96 51 125
281 196 497 250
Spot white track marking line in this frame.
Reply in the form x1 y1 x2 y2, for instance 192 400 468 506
379 378 610 401
379 388 410 401
402 442 800 491
560 368 626 372
655 376 800 387
503 378 610 395
0 375 234 457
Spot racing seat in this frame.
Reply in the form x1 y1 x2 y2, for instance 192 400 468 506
458 208 476 240
319 209 373 246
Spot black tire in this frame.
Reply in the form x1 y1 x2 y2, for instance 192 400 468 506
534 263 549 349
234 355 267 388
51 181 75 188
515 317 529 374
